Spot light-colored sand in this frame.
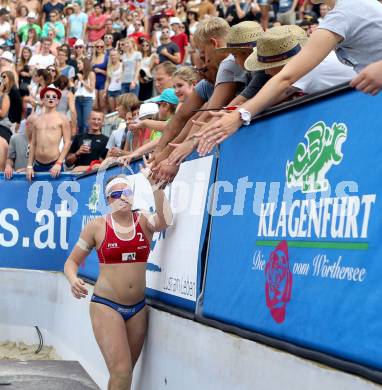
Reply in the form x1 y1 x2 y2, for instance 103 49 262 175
0 341 60 360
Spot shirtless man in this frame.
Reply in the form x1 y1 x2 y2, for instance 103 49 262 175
26 85 71 181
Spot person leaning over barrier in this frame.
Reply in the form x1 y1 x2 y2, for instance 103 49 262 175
149 17 249 186
196 0 382 155
64 159 172 390
167 21 264 166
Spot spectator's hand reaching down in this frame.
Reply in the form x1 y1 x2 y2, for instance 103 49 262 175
350 60 382 95
196 111 242 156
168 138 199 165
152 158 179 188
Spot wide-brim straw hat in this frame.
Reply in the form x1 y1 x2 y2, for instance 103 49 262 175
215 21 264 54
244 26 306 71
269 24 308 45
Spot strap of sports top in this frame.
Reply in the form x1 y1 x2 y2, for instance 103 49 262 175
105 214 112 235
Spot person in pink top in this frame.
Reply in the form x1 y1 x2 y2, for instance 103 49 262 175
87 3 109 42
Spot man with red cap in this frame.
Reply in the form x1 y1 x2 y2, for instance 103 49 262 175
26 85 71 181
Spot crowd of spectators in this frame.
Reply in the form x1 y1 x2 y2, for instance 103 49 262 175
0 0 381 181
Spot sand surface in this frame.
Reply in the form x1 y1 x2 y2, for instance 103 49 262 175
0 341 59 360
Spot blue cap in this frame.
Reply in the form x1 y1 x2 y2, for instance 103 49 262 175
149 88 179 105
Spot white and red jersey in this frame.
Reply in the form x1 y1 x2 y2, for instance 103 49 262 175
96 213 150 264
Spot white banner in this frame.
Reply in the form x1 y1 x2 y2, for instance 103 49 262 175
132 156 214 302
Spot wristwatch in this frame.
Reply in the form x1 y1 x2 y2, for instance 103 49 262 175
238 108 252 126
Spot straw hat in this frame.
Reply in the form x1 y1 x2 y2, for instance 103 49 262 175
244 30 302 72
216 21 264 54
269 24 308 45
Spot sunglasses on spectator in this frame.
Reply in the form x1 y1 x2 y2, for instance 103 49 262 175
96 46 105 49
48 68 56 72
75 45 84 49
1 75 7 79
44 94 58 100
109 188 133 199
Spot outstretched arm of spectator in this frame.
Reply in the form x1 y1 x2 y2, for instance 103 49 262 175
155 81 239 169
153 90 205 155
196 29 341 155
155 81 238 161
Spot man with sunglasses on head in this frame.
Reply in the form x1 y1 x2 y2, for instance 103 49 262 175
66 110 109 173
26 85 71 181
104 19 122 48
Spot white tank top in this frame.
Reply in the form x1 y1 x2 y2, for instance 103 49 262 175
108 65 122 92
75 78 95 99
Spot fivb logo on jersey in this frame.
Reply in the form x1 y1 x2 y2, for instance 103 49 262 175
258 121 376 242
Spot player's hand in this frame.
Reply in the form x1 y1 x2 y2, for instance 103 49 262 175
140 154 161 188
71 278 88 299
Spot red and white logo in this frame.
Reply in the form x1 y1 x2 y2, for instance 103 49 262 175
265 241 293 324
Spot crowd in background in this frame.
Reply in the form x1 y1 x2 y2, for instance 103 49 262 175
1 0 381 179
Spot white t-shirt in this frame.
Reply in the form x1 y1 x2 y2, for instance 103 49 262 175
0 21 11 45
121 51 142 83
318 0 382 72
215 55 247 86
293 51 357 94
29 53 55 69
106 128 130 150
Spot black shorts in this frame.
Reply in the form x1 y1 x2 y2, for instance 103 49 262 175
0 124 12 144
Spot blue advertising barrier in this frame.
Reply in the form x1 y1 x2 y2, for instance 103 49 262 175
0 173 77 271
201 89 382 370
